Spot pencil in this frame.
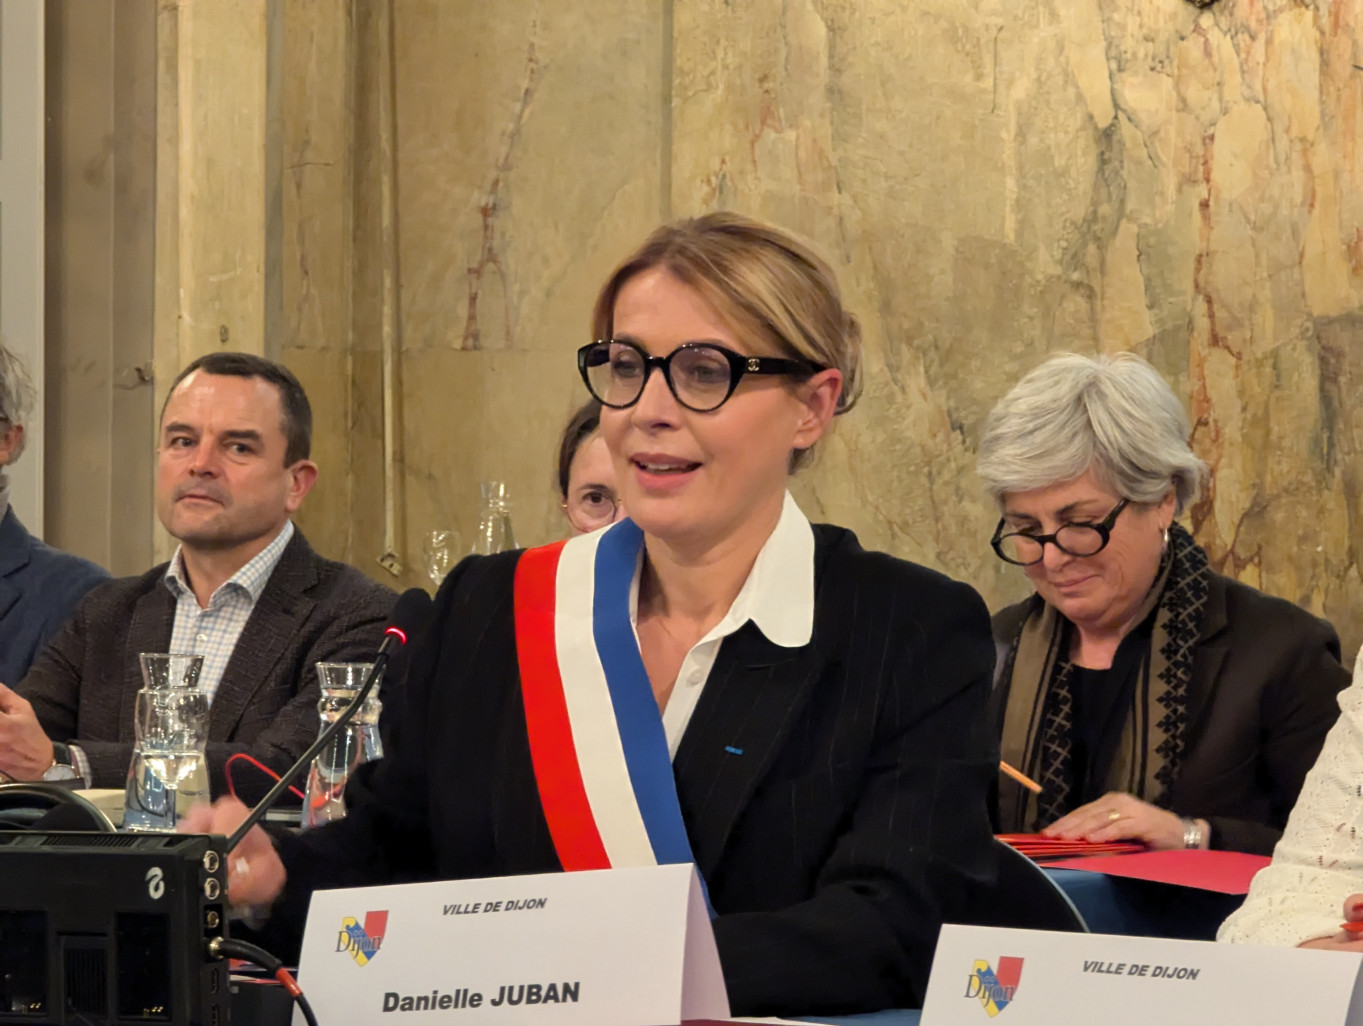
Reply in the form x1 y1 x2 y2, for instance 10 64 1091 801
999 760 1042 794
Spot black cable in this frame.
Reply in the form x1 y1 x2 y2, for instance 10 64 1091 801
224 651 390 851
294 990 322 1026
210 937 320 1026
224 586 431 852
209 936 281 971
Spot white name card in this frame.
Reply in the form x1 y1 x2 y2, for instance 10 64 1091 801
922 925 1363 1025
295 863 729 1026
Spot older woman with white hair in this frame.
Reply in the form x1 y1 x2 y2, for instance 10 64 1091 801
977 352 1348 855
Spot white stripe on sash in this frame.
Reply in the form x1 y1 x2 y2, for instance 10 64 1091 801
553 528 658 866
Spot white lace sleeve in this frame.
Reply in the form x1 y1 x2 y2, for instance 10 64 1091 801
1219 644 1363 946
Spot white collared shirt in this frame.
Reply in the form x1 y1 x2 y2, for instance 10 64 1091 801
630 491 815 757
161 520 295 703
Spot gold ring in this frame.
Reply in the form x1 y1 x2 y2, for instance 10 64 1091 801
1107 809 1122 823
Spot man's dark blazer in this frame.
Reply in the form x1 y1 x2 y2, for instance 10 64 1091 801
991 571 1351 854
0 506 108 686
268 525 999 1017
18 528 396 801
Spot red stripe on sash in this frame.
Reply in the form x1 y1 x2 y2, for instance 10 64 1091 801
513 542 611 871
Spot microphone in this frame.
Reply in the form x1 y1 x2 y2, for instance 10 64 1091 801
225 587 433 851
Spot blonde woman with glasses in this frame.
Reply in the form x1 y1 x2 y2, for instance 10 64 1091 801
189 213 998 1017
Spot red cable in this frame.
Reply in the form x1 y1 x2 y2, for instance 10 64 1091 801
273 966 304 998
224 752 306 801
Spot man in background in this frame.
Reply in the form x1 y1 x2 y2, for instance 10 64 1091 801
0 342 108 686
0 352 395 798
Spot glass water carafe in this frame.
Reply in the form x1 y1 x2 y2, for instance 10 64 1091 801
302 662 384 829
471 480 516 554
122 653 209 833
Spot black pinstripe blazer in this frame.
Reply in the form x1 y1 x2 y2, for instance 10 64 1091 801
271 524 999 1016
17 530 396 802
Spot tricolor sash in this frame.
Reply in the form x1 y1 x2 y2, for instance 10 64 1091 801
513 519 699 872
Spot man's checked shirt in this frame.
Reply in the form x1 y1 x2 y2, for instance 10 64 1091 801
162 521 296 703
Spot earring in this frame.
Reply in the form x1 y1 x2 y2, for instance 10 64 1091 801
1163 526 1170 549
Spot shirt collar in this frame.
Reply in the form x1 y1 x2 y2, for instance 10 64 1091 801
630 490 815 650
0 476 9 525
718 490 815 648
163 519 296 606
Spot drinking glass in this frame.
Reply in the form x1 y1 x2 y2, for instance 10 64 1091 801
123 653 208 832
138 652 204 691
302 662 384 829
422 529 458 591
122 658 210 832
471 480 516 554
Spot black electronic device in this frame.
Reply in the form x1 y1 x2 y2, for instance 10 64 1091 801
0 831 228 1025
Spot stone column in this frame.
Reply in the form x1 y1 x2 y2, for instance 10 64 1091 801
153 0 282 393
279 0 368 571
149 0 385 573
151 0 284 559
43 0 157 574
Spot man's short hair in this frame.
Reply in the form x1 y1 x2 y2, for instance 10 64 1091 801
162 352 312 465
0 342 35 464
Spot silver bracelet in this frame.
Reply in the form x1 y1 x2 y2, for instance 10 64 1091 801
1181 817 1205 849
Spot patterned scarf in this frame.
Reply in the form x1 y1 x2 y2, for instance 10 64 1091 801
996 522 1210 832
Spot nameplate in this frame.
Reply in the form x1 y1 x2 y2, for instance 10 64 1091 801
921 925 1363 1025
296 864 728 1026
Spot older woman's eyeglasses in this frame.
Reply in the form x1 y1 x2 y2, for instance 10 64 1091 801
563 487 619 533
990 498 1131 566
577 339 821 414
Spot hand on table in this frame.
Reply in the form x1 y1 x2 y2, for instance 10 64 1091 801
0 682 54 781
179 797 288 908
1043 791 1203 851
1299 894 1363 952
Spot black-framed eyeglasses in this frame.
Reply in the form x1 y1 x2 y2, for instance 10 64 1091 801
990 498 1131 566
577 339 822 414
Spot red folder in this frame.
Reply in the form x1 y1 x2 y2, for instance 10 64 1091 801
1040 849 1271 894
997 833 1145 860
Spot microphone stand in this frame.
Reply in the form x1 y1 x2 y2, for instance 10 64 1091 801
226 642 397 852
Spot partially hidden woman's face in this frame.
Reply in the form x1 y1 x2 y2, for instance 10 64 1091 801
563 432 624 535
0 421 22 468
1000 467 1176 635
598 266 840 552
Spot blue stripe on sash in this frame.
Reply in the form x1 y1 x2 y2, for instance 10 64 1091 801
591 519 698 867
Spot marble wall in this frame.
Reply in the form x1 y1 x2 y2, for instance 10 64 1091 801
58 1 1361 649
283 0 670 588
662 0 1363 639
286 0 1363 649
